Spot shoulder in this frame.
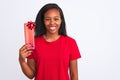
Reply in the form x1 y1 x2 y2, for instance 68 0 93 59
61 35 76 42
61 36 76 45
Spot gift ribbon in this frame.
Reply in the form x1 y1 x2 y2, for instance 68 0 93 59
27 21 35 30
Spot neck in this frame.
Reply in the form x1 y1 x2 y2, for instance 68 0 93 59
44 33 60 42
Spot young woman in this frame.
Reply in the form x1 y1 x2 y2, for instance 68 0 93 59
19 3 81 80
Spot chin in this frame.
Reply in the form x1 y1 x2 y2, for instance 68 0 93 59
49 31 58 34
48 30 58 34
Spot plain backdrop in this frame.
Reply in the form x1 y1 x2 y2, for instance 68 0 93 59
0 0 120 80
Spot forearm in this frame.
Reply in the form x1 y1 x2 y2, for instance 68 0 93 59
19 59 35 79
70 74 78 80
70 60 78 80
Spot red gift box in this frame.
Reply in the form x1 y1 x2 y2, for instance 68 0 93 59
24 21 35 49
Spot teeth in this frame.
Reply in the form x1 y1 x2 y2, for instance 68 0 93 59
50 27 56 30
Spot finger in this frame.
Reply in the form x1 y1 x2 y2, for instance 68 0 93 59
20 44 29 50
20 44 32 52
20 48 32 57
19 44 33 59
24 50 32 58
20 50 32 59
19 44 27 52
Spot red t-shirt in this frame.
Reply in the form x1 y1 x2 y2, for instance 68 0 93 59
28 35 81 80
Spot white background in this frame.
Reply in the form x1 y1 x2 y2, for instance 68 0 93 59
0 0 120 80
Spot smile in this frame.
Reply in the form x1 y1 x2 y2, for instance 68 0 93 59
49 26 56 30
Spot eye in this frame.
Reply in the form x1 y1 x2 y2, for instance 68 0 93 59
44 18 50 21
54 18 60 21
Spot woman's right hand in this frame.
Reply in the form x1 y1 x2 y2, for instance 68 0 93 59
19 44 33 62
19 44 36 79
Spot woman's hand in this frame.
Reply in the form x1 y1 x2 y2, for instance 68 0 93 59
19 44 35 79
19 44 33 62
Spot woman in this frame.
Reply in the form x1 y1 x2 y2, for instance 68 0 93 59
19 3 81 80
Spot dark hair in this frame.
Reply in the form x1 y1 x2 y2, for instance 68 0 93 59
35 3 67 37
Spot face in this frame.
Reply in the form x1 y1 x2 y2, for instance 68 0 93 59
44 8 62 35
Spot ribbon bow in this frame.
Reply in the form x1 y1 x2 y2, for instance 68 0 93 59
27 21 35 30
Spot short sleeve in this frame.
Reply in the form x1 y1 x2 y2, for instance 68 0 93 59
70 39 81 60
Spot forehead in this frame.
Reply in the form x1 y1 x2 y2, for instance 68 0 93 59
44 8 60 17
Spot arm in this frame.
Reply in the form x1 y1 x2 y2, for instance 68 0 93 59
19 44 36 79
19 59 36 79
69 60 79 80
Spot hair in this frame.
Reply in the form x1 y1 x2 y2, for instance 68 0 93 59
35 3 67 37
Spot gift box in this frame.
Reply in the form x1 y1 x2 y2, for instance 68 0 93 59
24 21 35 49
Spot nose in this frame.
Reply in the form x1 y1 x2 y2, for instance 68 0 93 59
50 19 54 25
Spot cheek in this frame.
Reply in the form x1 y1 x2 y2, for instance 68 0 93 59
58 21 62 27
44 21 49 26
44 22 50 29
